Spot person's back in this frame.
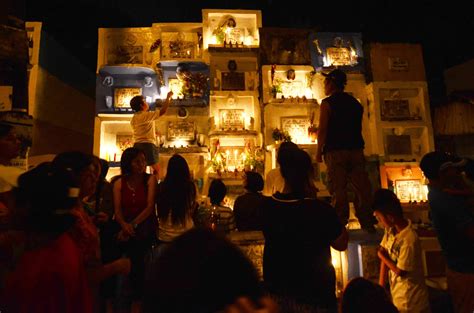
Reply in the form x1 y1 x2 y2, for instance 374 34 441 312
4 232 92 313
208 179 236 235
157 154 196 242
3 162 92 313
234 192 265 231
234 171 265 231
324 92 364 152
262 194 342 307
427 187 474 272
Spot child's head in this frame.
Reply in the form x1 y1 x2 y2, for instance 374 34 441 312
209 179 227 205
130 95 147 112
341 277 398 313
244 171 263 193
372 189 403 228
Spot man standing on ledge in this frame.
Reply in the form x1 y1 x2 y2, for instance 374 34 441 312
316 69 375 232
130 91 173 179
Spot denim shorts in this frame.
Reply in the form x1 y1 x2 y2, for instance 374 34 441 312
133 142 159 165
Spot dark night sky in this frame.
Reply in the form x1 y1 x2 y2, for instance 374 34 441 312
25 0 474 103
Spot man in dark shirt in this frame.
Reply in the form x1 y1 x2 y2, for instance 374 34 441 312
420 151 474 313
316 69 375 231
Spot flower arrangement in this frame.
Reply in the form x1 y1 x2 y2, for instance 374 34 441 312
180 72 208 99
272 128 292 143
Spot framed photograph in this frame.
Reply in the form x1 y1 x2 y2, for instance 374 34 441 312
395 179 421 202
281 116 310 141
114 88 142 108
381 99 410 120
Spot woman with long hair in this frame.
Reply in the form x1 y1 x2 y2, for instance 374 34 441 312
156 154 196 243
113 147 157 313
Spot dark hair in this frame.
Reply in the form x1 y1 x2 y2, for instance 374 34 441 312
372 189 403 218
14 162 78 234
99 158 109 180
120 147 145 176
0 123 13 138
130 95 145 112
277 141 298 166
244 171 264 193
280 148 314 198
341 277 398 313
209 179 227 205
52 151 94 185
158 154 196 226
144 228 262 313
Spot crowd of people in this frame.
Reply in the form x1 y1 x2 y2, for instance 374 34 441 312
0 68 472 312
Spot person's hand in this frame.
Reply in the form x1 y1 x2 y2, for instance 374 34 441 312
121 223 135 236
225 297 279 313
93 212 109 224
116 229 130 242
166 91 174 100
114 257 131 275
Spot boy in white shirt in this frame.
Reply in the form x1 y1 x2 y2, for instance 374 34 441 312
374 189 430 313
130 91 172 178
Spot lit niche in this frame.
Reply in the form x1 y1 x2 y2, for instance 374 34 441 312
203 10 261 48
269 66 315 101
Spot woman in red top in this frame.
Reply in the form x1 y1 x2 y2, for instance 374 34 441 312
2 162 92 313
113 147 157 313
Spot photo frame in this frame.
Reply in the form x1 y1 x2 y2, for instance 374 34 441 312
114 88 142 108
381 99 411 120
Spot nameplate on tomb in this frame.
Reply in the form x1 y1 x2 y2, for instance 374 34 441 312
220 109 244 129
326 47 351 66
168 121 195 141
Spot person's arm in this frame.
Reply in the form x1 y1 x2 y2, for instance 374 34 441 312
377 246 407 277
379 254 388 286
113 178 134 236
330 226 348 251
316 100 330 162
159 91 173 116
131 175 157 226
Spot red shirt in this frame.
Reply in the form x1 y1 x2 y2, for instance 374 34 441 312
121 177 148 221
2 233 92 313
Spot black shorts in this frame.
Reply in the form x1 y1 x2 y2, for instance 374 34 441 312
133 142 159 165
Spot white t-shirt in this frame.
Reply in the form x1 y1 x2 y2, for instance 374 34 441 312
158 213 194 243
130 110 162 144
380 220 430 313
263 168 285 196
